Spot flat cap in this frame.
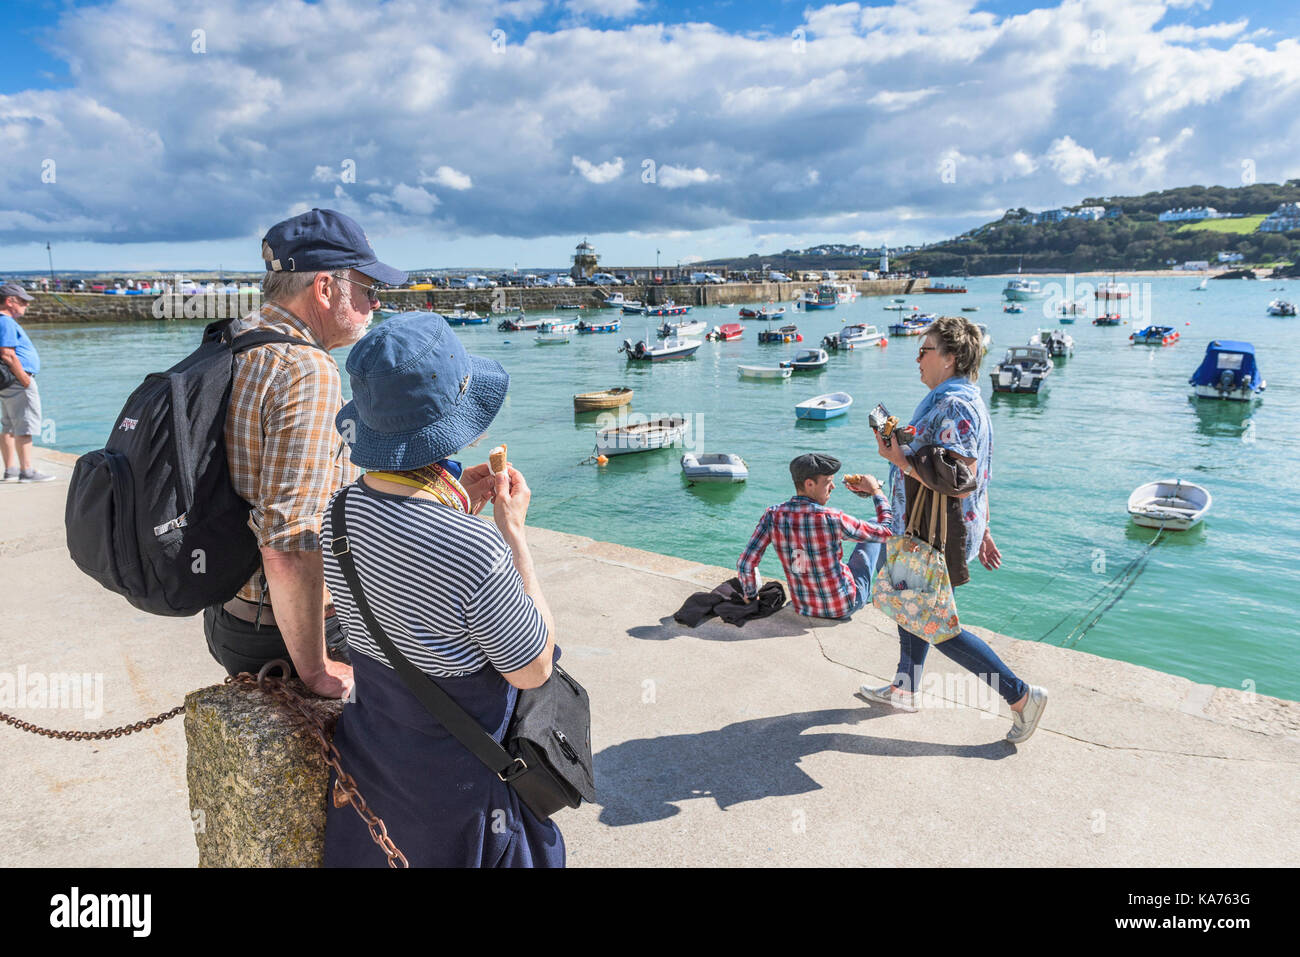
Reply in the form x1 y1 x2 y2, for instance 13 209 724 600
790 452 841 485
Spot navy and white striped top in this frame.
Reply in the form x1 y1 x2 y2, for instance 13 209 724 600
322 480 548 678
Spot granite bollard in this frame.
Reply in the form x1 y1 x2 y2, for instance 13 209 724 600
184 680 344 867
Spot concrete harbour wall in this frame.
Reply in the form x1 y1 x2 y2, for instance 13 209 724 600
24 278 928 324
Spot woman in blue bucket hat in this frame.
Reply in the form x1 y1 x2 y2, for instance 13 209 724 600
320 312 564 867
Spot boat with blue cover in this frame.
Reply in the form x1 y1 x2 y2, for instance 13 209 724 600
758 323 801 343
1130 325 1179 346
1189 340 1265 402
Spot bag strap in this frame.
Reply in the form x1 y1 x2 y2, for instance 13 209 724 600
230 330 329 355
905 482 927 538
327 487 525 782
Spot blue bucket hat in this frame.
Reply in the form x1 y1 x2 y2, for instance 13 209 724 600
337 313 509 470
261 208 407 286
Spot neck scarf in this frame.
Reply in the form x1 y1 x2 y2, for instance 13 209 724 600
367 460 469 513
910 375 981 432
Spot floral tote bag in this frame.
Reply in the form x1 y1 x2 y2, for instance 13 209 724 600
871 484 960 642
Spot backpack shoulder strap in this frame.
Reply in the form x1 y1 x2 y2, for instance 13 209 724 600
230 330 329 355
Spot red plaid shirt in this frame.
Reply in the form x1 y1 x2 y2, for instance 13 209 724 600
737 493 893 619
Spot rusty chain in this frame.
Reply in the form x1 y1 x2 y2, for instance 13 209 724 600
229 662 409 868
1 659 408 868
0 704 185 740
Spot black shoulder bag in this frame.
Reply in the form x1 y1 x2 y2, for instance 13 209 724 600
328 488 596 821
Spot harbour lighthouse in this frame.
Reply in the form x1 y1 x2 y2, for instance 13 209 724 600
571 239 599 280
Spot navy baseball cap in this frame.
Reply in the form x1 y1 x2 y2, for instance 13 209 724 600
261 208 407 285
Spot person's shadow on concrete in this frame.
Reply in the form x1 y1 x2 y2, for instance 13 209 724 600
594 706 1011 825
627 611 817 643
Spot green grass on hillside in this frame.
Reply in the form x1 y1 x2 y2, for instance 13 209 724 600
1175 214 1266 235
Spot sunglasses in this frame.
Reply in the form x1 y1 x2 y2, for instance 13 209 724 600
334 274 381 301
917 346 938 358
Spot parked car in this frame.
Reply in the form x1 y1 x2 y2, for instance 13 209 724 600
589 273 618 286
554 274 575 287
767 271 791 282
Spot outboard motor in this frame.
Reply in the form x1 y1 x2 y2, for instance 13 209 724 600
619 338 633 354
1218 368 1236 394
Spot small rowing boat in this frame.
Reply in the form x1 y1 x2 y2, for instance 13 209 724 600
737 364 792 380
574 387 633 412
1127 479 1211 531
595 416 687 456
795 391 852 420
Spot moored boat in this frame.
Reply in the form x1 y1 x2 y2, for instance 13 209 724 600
658 319 708 338
534 332 571 344
740 305 787 320
990 345 1051 393
799 283 838 310
577 318 621 333
645 301 691 317
824 323 884 351
1130 325 1179 346
976 323 992 354
1003 303 1024 314
795 391 853 420
706 322 744 341
1266 300 1296 316
1029 329 1074 358
1096 280 1130 301
1188 340 1265 401
888 316 933 336
497 313 541 331
603 292 638 309
1003 278 1046 301
780 348 829 371
758 323 801 343
538 320 576 334
619 337 701 362
737 364 792 380
446 305 489 325
961 306 980 312
1093 314 1122 326
595 416 688 456
574 387 634 412
680 452 748 483
1127 479 1211 531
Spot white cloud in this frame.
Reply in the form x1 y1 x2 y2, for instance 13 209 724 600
424 165 473 190
1045 136 1111 185
391 184 439 215
2 0 1299 258
656 164 718 189
572 155 625 184
566 0 644 18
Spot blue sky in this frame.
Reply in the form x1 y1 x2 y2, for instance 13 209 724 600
3 0 1299 272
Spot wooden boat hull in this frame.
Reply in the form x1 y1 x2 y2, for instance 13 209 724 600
574 388 633 412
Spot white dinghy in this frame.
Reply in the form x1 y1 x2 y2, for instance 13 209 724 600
1126 479 1212 531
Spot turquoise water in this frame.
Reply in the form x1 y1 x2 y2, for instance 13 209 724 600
26 276 1300 700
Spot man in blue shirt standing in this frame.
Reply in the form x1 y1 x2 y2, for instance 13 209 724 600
0 282 56 482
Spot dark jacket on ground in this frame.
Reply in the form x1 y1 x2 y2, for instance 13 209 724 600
901 444 978 587
674 578 787 627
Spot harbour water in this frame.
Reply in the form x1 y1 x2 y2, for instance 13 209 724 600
24 275 1300 700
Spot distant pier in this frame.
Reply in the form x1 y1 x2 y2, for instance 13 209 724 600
23 278 929 323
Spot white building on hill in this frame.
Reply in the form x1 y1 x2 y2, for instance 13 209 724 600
1259 203 1300 233
1158 206 1222 222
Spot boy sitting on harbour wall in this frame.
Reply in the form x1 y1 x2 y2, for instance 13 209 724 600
737 453 893 620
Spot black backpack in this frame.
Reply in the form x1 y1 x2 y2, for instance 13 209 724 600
64 317 326 616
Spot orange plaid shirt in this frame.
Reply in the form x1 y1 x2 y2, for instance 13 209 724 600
226 303 360 604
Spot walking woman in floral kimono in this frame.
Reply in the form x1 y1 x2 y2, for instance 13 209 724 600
862 315 1048 744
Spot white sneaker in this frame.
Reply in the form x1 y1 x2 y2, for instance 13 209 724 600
859 683 919 713
1006 686 1048 744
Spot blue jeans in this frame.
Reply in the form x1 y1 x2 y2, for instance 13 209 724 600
893 623 1028 705
840 541 885 618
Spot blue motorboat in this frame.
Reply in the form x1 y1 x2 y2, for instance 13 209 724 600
1189 340 1265 402
1130 325 1179 346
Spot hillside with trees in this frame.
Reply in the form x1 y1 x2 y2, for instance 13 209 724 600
702 181 1300 276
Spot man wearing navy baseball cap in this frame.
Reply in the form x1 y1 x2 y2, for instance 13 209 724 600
201 209 407 700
